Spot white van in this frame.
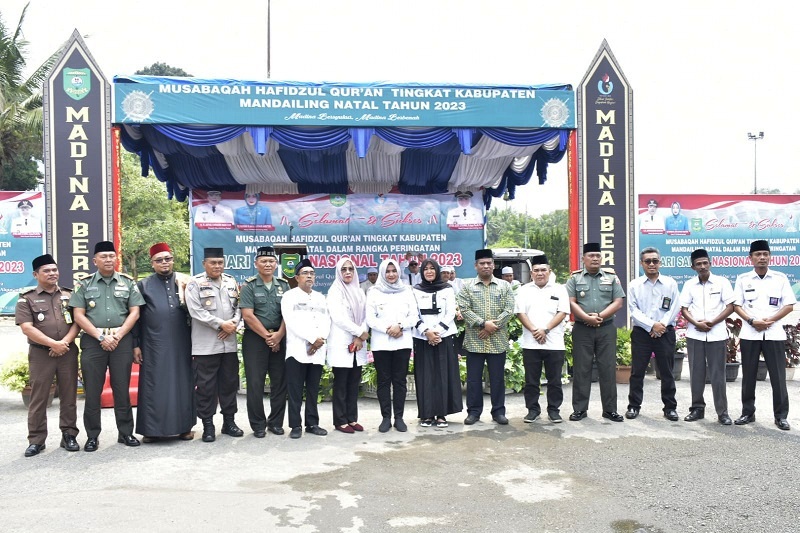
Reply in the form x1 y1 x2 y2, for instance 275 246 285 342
490 247 545 285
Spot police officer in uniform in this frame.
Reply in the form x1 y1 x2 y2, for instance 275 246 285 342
565 243 626 422
70 241 145 451
15 254 81 457
239 246 290 437
185 247 243 442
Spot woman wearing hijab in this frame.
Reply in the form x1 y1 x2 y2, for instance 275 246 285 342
327 257 370 434
366 258 418 432
412 259 463 427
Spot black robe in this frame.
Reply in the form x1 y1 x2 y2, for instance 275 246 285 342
134 273 195 436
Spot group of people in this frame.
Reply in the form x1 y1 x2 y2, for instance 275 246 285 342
14 237 795 458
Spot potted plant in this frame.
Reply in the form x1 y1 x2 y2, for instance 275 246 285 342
0 355 56 407
784 320 800 380
615 327 633 384
724 317 742 382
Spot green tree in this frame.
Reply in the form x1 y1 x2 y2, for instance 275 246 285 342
135 62 192 77
120 151 189 277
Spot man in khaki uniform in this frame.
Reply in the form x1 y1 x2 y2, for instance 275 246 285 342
15 254 80 457
70 241 145 452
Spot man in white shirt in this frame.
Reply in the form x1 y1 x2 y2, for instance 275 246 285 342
626 247 681 421
639 198 665 232
501 266 521 289
404 260 422 286
733 239 796 430
194 190 234 226
446 191 484 227
361 267 378 294
514 255 570 423
9 199 42 236
280 259 331 438
678 249 735 425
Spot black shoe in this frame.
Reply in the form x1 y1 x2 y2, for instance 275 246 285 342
60 433 80 452
523 410 541 423
625 408 640 420
464 414 480 425
775 418 791 431
603 411 624 422
718 414 733 425
306 425 328 436
267 426 285 436
684 409 704 422
84 438 99 452
548 412 563 424
253 429 266 438
663 410 679 422
734 414 756 425
201 418 216 442
394 418 408 432
221 419 244 437
569 411 587 421
24 443 45 457
118 434 141 447
289 427 302 439
493 414 509 425
379 417 392 432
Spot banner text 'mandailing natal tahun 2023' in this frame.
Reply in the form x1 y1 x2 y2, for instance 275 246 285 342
638 194 800 298
190 191 485 292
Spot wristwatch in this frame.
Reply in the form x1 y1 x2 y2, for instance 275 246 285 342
544 328 551 335
97 334 106 342
747 317 755 326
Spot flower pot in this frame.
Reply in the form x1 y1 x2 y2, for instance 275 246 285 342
615 365 632 384
21 384 56 407
786 366 796 381
756 360 768 381
725 362 740 382
654 352 684 380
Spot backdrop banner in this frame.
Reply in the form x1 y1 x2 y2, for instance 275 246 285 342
190 191 485 291
637 194 800 298
0 192 45 314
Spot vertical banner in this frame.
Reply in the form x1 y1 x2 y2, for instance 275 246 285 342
0 192 45 313
189 191 485 292
576 40 634 326
43 30 112 287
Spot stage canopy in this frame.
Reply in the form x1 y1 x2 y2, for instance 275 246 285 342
112 77 575 205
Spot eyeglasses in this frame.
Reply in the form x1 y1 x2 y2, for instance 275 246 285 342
152 257 174 264
642 258 661 265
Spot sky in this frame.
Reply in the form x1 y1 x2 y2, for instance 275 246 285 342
4 0 798 217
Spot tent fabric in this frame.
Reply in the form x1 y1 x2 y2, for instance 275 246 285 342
118 109 571 207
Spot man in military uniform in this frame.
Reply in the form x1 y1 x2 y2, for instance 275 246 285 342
70 241 145 451
240 246 290 437
185 247 243 442
565 242 626 422
15 254 81 457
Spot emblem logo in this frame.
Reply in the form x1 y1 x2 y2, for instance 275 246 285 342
330 194 347 207
63 68 91 101
540 98 569 128
597 73 614 95
281 254 301 278
121 90 155 122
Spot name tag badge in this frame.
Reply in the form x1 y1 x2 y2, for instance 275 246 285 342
769 296 780 306
64 310 73 324
661 296 671 310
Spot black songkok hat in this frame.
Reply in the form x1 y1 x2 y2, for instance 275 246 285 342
32 254 56 271
583 242 601 254
94 241 116 254
296 258 314 273
690 249 709 264
256 246 276 258
204 248 224 259
531 254 549 266
749 240 770 253
475 249 493 261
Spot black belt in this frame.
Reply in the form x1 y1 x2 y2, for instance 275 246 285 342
29 343 50 350
581 320 614 327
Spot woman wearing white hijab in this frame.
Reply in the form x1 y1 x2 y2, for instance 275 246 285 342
327 257 370 434
366 258 418 432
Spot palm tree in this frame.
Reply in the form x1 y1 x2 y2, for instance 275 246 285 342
0 2 58 187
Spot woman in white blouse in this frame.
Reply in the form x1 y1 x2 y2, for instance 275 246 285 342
326 257 370 434
366 258 418 432
412 259 463 428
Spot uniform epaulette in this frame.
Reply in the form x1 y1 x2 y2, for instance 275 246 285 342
601 268 617 275
222 273 235 279
119 272 135 280
61 286 73 293
571 269 583 275
245 275 258 283
74 272 92 282
20 287 36 297
192 272 205 278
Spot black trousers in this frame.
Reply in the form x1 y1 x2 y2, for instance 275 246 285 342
740 339 789 419
332 359 362 426
571 322 617 413
193 352 239 419
629 326 677 411
522 348 564 414
81 334 134 439
373 349 411 419
242 329 287 430
285 357 323 429
465 349 506 418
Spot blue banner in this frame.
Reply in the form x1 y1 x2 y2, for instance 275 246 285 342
114 78 574 128
190 192 485 292
0 192 45 314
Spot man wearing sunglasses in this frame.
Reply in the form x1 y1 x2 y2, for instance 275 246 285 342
626 247 680 421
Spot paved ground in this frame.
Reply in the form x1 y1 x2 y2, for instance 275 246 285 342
1 316 799 532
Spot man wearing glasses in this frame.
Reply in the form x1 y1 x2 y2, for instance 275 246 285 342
70 241 145 451
626 247 680 421
132 243 195 442
240 247 290 438
186 248 243 442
